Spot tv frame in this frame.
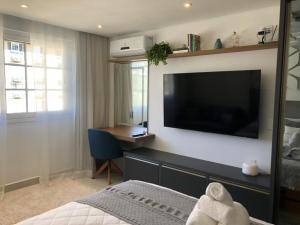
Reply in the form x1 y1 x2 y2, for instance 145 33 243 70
163 70 261 139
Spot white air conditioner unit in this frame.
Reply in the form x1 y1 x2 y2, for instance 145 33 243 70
110 36 153 57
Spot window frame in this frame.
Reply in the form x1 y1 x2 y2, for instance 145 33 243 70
4 40 31 118
3 39 65 119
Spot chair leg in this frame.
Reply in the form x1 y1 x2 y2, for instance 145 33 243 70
108 160 112 185
111 160 123 175
92 161 109 179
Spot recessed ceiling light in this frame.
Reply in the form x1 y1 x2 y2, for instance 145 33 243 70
184 2 192 8
97 25 103 29
20 4 29 9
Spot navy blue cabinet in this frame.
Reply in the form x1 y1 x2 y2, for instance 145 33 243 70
124 148 272 222
209 177 272 222
160 165 208 198
124 155 159 184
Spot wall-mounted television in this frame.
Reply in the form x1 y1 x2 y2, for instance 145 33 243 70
163 70 261 138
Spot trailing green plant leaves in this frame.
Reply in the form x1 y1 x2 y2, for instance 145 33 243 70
147 42 172 66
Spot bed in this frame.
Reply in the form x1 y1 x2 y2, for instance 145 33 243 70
16 180 270 225
281 101 300 190
281 158 300 190
280 101 300 215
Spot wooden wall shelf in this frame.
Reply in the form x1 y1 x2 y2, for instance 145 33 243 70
108 42 278 63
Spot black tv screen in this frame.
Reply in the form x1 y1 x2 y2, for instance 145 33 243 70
163 70 261 138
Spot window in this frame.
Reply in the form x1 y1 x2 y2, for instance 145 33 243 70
131 61 148 125
4 40 64 114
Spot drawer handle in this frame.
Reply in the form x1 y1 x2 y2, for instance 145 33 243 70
126 156 159 166
162 165 206 179
209 177 270 195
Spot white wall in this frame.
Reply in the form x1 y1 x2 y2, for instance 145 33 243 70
147 49 277 173
120 5 280 173
117 6 280 49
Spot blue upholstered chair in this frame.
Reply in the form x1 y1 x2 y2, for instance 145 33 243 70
88 128 123 184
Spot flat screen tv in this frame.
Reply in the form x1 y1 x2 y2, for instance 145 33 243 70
163 70 261 138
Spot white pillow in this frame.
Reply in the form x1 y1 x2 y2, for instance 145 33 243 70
284 126 300 144
289 132 300 148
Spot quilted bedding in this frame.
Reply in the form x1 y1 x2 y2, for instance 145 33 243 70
16 202 129 225
15 181 272 225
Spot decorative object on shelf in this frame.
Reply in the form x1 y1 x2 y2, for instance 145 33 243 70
188 34 201 52
272 25 278 41
257 25 276 44
146 41 172 66
257 28 269 44
214 38 223 49
242 161 259 176
173 45 189 54
173 49 189 54
231 31 240 47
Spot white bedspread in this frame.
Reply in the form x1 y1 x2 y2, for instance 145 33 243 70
15 201 272 225
16 202 130 225
15 181 272 225
16 201 272 225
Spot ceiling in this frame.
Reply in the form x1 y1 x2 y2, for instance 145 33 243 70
0 0 279 37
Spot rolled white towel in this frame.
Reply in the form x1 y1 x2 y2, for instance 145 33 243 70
206 182 233 206
186 204 217 225
197 195 233 223
207 202 250 225
224 202 250 225
199 183 250 225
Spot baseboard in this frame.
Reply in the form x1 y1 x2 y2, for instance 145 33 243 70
4 176 40 193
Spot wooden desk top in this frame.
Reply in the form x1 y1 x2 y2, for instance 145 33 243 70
100 125 155 143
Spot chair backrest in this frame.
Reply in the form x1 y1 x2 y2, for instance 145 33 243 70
88 128 123 160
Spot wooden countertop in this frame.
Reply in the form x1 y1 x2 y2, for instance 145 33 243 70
100 125 155 143
109 42 278 63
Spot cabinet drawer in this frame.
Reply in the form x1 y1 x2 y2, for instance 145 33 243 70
161 165 208 198
124 156 159 184
209 178 272 222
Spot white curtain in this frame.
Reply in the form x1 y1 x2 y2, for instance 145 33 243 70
77 32 110 129
75 32 110 173
0 15 109 196
28 21 77 183
114 63 133 125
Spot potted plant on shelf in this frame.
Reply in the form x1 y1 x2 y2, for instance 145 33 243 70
147 42 172 66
